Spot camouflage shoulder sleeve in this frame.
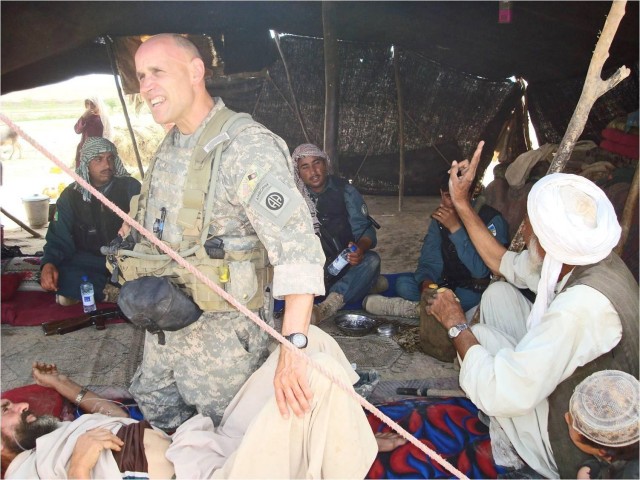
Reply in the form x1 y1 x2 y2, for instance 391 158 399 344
222 126 325 297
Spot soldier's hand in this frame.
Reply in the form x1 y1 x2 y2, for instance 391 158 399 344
68 428 123 479
117 222 131 239
274 346 312 419
40 263 59 291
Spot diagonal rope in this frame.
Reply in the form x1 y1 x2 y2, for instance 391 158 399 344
0 113 469 480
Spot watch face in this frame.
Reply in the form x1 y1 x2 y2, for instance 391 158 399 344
448 323 468 339
288 333 308 348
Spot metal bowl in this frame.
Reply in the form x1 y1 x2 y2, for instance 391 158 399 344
334 313 377 337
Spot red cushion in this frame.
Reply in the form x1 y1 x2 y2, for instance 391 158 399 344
1 384 65 419
1 273 24 301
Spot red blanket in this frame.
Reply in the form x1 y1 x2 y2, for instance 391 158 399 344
1 290 123 327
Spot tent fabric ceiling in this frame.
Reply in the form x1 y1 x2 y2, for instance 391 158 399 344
2 1 639 94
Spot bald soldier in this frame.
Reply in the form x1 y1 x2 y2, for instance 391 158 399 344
117 34 326 430
428 142 638 478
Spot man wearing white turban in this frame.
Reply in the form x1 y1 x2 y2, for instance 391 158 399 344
427 141 638 478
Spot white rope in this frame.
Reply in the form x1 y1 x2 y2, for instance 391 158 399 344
0 113 469 480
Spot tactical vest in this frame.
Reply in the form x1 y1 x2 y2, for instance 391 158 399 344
71 178 134 256
111 107 273 312
547 252 639 479
439 204 501 292
316 176 353 258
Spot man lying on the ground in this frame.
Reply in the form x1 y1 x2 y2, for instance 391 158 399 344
1 327 405 479
40 137 140 305
427 141 638 478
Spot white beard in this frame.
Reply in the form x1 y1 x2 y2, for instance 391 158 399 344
527 235 544 273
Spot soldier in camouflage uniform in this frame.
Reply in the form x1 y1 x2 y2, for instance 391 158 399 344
124 34 325 430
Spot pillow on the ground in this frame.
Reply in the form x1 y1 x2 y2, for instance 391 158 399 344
1 273 24 300
1 257 46 292
1 384 65 419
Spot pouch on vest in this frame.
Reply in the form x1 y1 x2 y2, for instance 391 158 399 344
118 276 203 345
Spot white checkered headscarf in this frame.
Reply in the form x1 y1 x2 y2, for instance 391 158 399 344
75 137 130 202
291 143 333 235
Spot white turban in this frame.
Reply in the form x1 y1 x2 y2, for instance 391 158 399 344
526 173 621 329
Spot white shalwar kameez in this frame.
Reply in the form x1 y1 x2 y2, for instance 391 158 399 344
459 250 622 478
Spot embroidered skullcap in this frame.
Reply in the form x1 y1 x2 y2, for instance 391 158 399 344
291 143 333 235
75 137 130 202
525 173 620 329
569 370 639 447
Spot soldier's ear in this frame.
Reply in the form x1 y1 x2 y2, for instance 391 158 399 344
189 57 206 84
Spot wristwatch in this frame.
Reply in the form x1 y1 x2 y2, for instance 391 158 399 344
447 323 469 339
284 332 308 349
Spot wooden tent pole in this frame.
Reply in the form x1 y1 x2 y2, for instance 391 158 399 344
614 160 639 256
508 0 631 253
323 1 340 172
472 0 632 324
548 1 630 173
105 36 145 179
393 47 406 212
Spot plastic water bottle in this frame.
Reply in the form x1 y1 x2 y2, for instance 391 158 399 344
327 244 357 276
80 275 97 313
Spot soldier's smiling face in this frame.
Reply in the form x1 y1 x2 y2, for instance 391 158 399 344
297 156 328 193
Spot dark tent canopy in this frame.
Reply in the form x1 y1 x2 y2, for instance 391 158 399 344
2 1 638 194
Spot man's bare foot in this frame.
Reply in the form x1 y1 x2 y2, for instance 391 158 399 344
32 362 68 389
375 431 408 452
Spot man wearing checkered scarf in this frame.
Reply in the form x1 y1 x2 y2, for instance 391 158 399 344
291 143 383 324
40 137 141 306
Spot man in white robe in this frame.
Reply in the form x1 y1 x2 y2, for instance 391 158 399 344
426 141 638 478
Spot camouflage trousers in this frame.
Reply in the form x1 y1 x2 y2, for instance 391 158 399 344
129 310 270 431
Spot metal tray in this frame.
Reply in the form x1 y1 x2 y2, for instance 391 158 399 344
334 313 377 337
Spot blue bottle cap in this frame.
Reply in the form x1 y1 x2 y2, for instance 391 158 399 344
349 244 357 252
81 275 88 282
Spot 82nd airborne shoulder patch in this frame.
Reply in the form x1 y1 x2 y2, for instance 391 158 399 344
249 172 301 228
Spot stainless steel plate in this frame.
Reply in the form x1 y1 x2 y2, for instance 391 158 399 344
334 314 377 337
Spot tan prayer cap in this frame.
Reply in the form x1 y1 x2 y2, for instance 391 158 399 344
569 370 639 447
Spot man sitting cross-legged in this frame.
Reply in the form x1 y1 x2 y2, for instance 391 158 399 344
364 170 508 320
2 328 405 479
40 137 140 305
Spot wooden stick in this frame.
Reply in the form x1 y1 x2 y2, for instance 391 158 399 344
1 207 42 238
548 1 630 173
472 1 630 325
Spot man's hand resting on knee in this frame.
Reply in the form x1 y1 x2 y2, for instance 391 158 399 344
40 263 59 291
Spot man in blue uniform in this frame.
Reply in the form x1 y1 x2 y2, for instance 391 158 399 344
364 171 508 318
292 144 381 324
40 137 141 305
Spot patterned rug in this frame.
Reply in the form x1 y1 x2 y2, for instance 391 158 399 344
367 397 507 479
